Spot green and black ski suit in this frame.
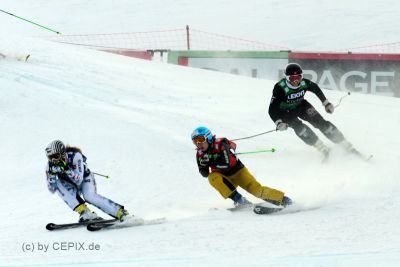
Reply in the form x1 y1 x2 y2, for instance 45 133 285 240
268 78 345 145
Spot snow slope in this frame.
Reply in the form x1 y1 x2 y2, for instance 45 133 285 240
0 1 400 267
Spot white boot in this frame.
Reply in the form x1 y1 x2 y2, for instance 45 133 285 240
340 140 355 152
234 197 253 208
79 209 102 222
116 208 130 222
313 139 330 157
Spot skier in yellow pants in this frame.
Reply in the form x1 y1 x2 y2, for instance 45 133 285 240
191 126 292 207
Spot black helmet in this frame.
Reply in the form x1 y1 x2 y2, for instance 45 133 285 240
285 63 303 76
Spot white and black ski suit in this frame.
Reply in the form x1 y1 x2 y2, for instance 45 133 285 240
45 150 122 217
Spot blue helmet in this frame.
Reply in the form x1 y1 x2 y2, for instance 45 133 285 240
191 126 213 143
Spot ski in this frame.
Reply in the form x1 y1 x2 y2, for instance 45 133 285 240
253 201 285 215
46 218 115 231
254 204 322 215
320 148 372 163
253 205 284 215
87 216 166 231
226 202 284 215
321 152 330 163
350 148 373 162
227 203 254 212
0 53 30 62
17 54 30 62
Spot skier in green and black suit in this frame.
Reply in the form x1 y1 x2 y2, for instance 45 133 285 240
268 63 354 158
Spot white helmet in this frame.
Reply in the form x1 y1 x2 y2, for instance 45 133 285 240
45 140 66 161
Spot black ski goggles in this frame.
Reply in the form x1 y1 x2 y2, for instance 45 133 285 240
47 153 64 162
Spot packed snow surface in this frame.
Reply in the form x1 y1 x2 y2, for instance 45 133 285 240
0 1 399 266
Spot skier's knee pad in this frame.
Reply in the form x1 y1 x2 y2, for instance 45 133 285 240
208 172 237 199
295 125 318 145
322 122 344 143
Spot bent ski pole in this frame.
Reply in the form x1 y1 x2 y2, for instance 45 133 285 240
92 172 110 179
234 148 276 155
0 9 61 34
335 92 351 108
232 129 276 141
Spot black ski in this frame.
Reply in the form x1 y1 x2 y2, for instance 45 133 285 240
87 221 117 231
225 202 285 215
46 218 116 231
87 217 166 231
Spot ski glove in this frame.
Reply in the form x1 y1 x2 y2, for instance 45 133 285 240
323 100 335 114
198 155 210 167
275 120 288 131
199 168 210 178
199 154 217 167
49 160 69 175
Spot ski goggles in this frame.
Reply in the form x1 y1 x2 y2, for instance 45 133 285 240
192 135 207 145
287 74 303 83
47 153 64 162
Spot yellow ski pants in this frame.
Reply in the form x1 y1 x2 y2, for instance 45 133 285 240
208 167 284 203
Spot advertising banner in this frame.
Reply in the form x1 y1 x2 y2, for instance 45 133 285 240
168 51 400 97
290 52 400 97
168 51 289 80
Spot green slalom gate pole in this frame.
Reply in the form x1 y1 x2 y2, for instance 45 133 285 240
234 148 276 155
0 9 61 34
92 172 111 179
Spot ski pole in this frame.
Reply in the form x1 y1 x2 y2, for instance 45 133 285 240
92 172 110 179
0 9 61 34
232 129 276 141
234 148 276 155
334 92 351 108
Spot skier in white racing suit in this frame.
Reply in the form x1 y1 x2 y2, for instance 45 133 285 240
45 140 129 222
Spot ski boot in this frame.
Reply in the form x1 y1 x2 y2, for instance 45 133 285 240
75 204 102 222
340 140 356 153
116 207 130 222
313 139 330 160
234 196 253 208
281 196 293 207
229 190 253 209
78 209 102 223
264 195 293 207
339 140 372 161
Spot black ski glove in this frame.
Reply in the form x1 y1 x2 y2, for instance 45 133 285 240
323 100 335 114
199 154 216 167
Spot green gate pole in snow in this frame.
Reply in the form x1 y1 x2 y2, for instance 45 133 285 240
92 172 111 179
0 9 61 34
